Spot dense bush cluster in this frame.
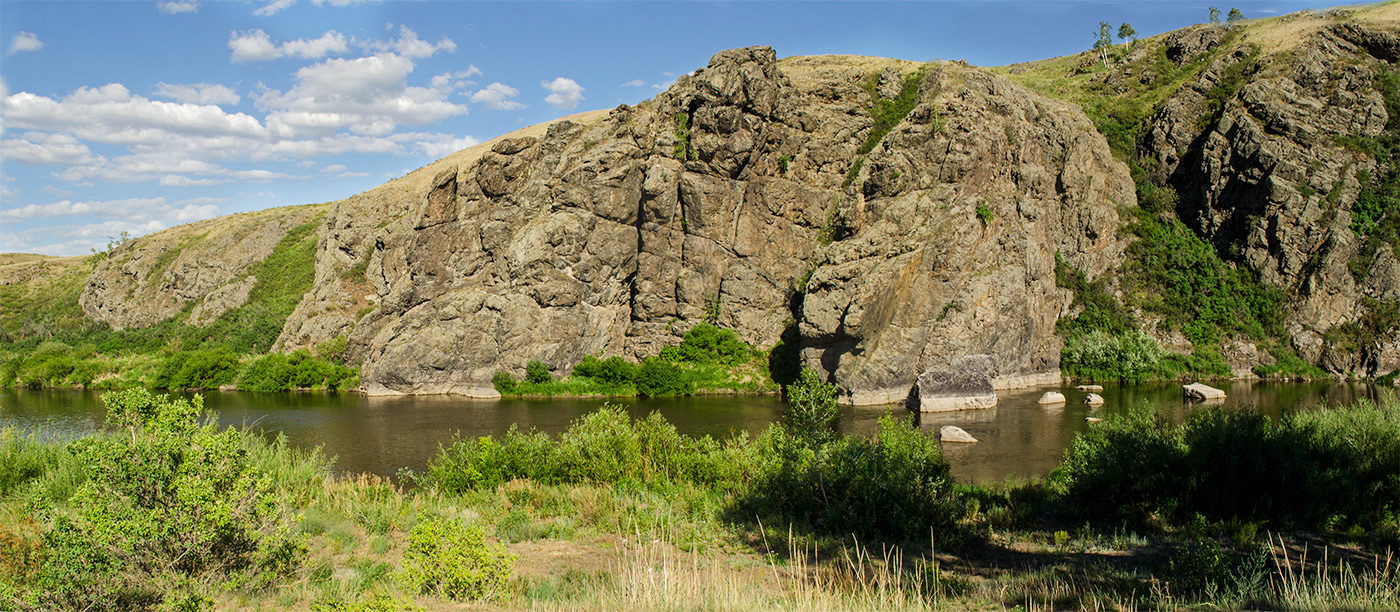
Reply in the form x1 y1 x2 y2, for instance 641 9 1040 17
1054 396 1400 534
237 350 358 392
3 389 306 611
153 349 241 390
424 407 751 492
1060 330 1165 383
398 518 514 601
432 371 964 544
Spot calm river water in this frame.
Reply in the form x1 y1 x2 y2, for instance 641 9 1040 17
0 381 1381 484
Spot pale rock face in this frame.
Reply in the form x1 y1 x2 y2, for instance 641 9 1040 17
1037 391 1067 404
912 355 1000 412
1184 382 1227 401
81 208 325 330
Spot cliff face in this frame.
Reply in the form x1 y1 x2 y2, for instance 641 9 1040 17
272 47 1130 401
67 4 1399 397
1138 14 1400 375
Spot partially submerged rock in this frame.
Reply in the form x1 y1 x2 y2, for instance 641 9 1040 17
939 425 978 443
1037 391 1066 404
1076 384 1104 392
1183 382 1226 401
1085 417 1102 423
911 355 998 412
1084 393 1105 406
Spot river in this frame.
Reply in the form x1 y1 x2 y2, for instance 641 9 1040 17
0 381 1381 485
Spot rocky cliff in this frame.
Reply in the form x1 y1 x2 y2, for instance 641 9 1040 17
1137 9 1400 375
262 48 1130 401
67 2 1400 398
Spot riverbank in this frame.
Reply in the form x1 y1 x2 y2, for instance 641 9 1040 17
2 383 1396 611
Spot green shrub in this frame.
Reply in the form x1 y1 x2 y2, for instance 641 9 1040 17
635 357 693 397
21 389 304 611
738 414 962 543
1060 330 1165 383
662 323 751 365
1166 539 1269 602
423 407 748 492
491 371 517 394
238 354 294 392
571 355 637 387
154 349 240 389
1053 395 1400 531
398 518 514 601
525 359 551 384
235 351 349 391
975 202 994 225
783 368 839 448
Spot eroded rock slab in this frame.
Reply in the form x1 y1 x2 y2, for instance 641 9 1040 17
911 355 998 412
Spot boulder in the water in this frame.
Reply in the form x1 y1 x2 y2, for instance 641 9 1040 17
1183 382 1226 401
1037 391 1066 404
1085 417 1102 423
939 425 978 443
1084 393 1105 406
1076 384 1104 392
912 355 998 412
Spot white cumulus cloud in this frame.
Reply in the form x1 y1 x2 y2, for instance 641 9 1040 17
157 1 200 14
154 82 241 105
470 82 525 111
542 77 584 110
8 32 43 55
1 132 102 166
620 79 644 88
258 52 468 138
365 26 456 59
229 29 349 63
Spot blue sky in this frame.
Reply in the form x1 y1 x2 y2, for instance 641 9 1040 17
0 0 1352 256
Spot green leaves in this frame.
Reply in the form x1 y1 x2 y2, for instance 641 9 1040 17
398 519 514 601
22 390 305 610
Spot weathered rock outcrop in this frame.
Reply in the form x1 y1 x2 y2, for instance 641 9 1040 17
296 47 1134 400
1140 14 1400 376
912 355 1000 412
81 205 328 330
67 47 1134 400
